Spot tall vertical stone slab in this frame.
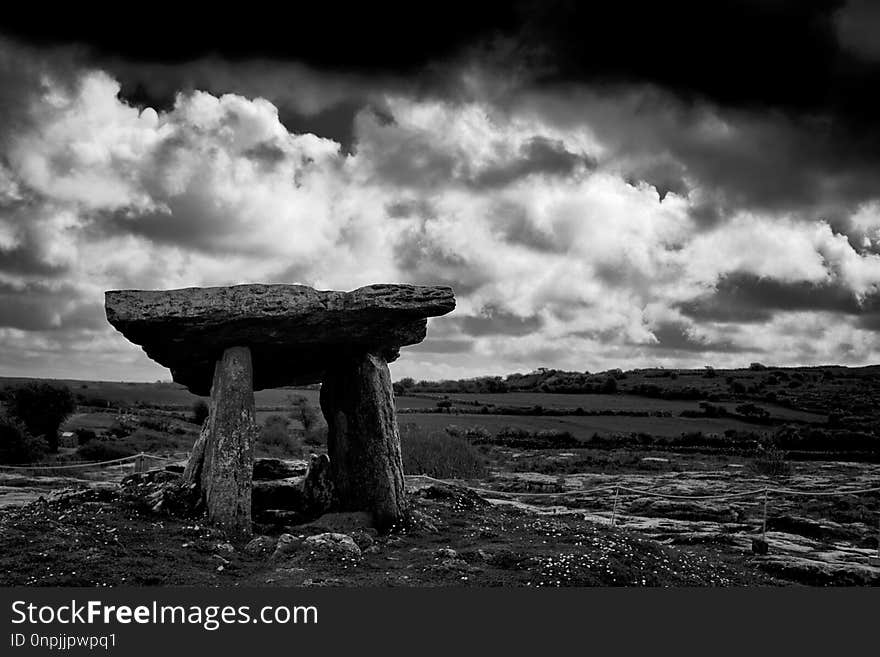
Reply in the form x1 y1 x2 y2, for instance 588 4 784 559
320 353 407 530
189 346 257 538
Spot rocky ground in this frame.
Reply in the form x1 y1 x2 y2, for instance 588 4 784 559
0 455 877 587
482 456 880 586
0 476 774 587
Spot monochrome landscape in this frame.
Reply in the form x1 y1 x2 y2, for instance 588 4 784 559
1 3 879 587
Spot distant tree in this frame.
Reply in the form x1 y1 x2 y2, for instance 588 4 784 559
7 383 75 451
0 416 48 464
601 376 618 394
736 403 770 421
75 428 96 445
749 362 767 371
192 400 210 426
699 401 727 417
703 366 717 379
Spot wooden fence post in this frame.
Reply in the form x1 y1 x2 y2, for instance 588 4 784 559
610 486 619 527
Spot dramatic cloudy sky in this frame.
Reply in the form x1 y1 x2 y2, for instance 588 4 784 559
2 1 880 383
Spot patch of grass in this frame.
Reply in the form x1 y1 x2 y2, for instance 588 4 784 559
76 440 138 461
257 414 302 458
400 423 489 479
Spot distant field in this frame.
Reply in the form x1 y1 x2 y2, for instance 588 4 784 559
397 412 760 439
4 378 827 434
0 377 320 410
401 392 826 423
395 395 442 409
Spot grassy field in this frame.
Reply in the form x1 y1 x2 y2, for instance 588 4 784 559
398 412 761 439
0 377 320 409
3 365 875 464
401 391 826 423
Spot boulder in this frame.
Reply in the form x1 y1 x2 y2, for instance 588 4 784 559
271 533 305 560
303 532 361 559
349 530 375 549
105 284 455 395
253 458 309 481
302 454 334 515
244 535 277 556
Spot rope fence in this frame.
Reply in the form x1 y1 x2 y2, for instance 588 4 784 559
0 453 177 472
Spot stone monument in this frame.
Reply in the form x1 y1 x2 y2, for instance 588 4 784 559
105 283 455 537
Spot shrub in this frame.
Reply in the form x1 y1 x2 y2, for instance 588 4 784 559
730 380 746 394
139 417 169 432
6 383 75 451
257 415 301 457
736 403 770 421
0 416 48 464
108 418 134 439
75 428 97 445
399 423 488 479
192 400 210 426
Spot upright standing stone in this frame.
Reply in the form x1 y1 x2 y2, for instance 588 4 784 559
320 353 407 530
187 346 257 538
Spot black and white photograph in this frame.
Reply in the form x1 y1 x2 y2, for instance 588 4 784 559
1 0 880 618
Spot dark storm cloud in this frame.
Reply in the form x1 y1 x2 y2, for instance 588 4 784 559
450 308 543 337
637 321 750 354
106 61 384 151
487 201 562 253
364 120 592 192
471 137 594 188
527 85 880 224
835 0 880 62
6 2 879 126
0 243 68 277
2 4 879 380
391 228 489 297
678 272 869 324
0 4 522 71
8 2 880 221
407 338 474 354
365 133 460 189
0 282 103 331
242 142 288 168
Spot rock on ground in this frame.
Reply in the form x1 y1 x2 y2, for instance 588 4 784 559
303 533 362 560
253 458 309 481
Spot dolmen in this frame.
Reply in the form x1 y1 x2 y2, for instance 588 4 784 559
105 283 455 537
